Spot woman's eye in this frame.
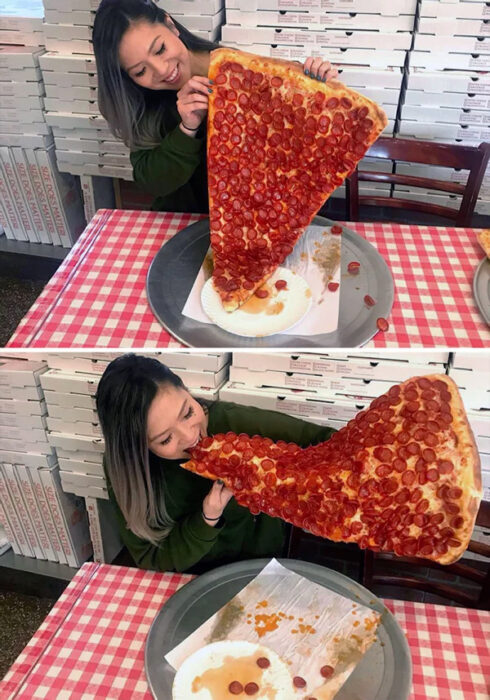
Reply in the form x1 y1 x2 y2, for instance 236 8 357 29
155 43 165 56
185 406 195 420
134 67 146 78
160 435 171 446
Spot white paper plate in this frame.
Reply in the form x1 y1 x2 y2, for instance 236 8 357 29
172 640 293 700
201 267 312 337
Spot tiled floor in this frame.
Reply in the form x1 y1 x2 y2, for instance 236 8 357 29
0 276 46 346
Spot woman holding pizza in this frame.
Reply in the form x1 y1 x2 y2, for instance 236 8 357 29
96 354 335 574
92 0 339 213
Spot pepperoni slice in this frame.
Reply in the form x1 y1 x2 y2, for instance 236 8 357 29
244 682 260 695
364 294 376 306
229 681 244 694
331 224 343 234
293 677 307 688
376 317 389 332
347 261 360 274
255 289 269 299
328 282 339 292
320 665 335 678
275 279 287 290
257 657 270 668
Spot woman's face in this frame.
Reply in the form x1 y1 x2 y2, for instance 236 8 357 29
118 18 191 90
147 385 207 460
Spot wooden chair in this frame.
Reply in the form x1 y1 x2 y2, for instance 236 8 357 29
362 500 490 610
346 137 490 226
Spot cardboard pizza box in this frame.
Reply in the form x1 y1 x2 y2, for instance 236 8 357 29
404 90 490 112
0 120 50 135
420 0 490 21
0 45 44 70
0 80 44 97
398 120 490 141
0 64 42 81
0 398 47 416
0 450 57 469
85 497 123 563
225 0 417 14
40 368 100 395
61 479 109 500
221 26 412 51
419 17 490 35
410 50 490 71
42 389 97 411
10 146 52 245
26 463 66 564
0 500 21 555
14 463 58 562
162 0 224 13
0 465 33 557
0 134 54 150
47 417 102 438
58 457 105 476
43 70 99 88
225 8 414 31
408 68 490 95
0 29 44 46
1 463 44 559
224 42 408 68
56 161 134 181
0 154 28 241
151 351 231 373
47 431 105 453
43 0 100 10
219 380 370 421
0 146 38 243
54 447 104 464
40 52 97 75
44 8 96 26
59 469 106 490
39 466 93 567
402 104 490 127
0 412 48 432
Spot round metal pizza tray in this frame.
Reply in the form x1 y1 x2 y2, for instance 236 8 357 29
146 215 394 347
473 257 490 326
145 558 412 700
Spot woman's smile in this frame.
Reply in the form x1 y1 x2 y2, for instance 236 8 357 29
162 63 179 85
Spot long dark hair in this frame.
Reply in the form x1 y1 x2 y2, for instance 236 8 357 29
92 0 219 150
96 353 185 543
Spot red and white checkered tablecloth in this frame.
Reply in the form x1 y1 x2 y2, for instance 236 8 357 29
6 209 490 348
1 563 488 700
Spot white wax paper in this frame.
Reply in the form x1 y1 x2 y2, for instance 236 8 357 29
182 224 342 336
165 559 381 700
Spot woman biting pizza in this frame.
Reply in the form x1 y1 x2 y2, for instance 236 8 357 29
92 0 338 214
96 354 335 574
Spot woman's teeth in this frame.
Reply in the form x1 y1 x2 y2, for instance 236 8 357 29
165 65 179 84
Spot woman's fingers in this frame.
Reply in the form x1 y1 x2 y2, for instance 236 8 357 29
178 76 213 97
303 57 339 82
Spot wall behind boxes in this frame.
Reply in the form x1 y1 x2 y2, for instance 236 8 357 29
0 351 488 574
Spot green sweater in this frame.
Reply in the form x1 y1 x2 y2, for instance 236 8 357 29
107 402 335 574
130 101 209 214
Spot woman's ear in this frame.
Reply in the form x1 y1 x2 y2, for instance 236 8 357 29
164 14 180 37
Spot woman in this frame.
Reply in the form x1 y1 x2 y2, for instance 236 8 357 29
92 0 338 213
96 354 335 574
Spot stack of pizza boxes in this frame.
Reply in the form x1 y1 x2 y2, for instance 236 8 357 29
161 0 225 43
39 352 230 562
0 358 92 567
0 2 87 246
40 0 133 191
397 0 490 215
222 0 416 205
221 351 450 432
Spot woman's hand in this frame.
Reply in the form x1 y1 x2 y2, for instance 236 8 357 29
303 57 339 82
177 76 212 133
202 480 233 523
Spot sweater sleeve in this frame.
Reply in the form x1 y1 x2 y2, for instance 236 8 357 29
209 402 336 448
130 126 205 197
108 482 223 573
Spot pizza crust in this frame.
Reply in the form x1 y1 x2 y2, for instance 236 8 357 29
477 229 490 258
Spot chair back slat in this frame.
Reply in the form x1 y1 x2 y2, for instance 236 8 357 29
347 137 490 226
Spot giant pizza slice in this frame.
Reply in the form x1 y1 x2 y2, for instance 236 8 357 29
207 48 388 311
183 375 482 565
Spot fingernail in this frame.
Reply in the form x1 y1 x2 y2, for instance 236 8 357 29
304 69 309 75
323 76 327 82
209 79 214 84
208 88 213 93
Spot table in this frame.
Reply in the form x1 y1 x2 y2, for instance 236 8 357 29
7 209 489 348
1 563 488 700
